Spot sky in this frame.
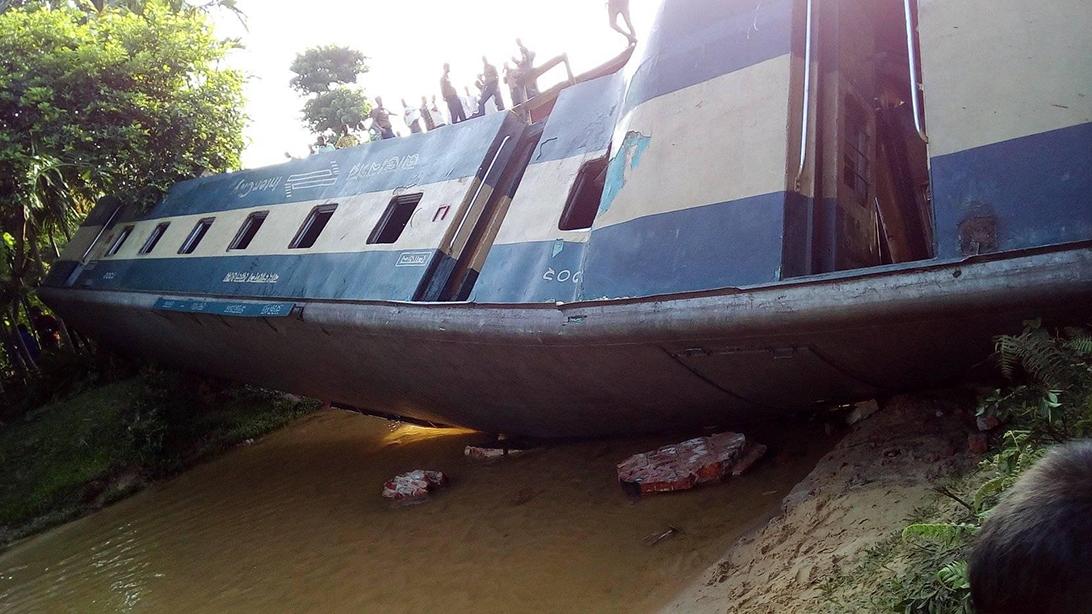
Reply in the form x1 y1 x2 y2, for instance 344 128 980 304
213 0 653 169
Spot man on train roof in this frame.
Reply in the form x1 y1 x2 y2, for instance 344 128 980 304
369 96 396 140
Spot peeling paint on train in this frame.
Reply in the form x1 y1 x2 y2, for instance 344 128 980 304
600 131 651 215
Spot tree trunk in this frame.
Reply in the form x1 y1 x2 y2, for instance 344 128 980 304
13 305 37 371
58 317 81 354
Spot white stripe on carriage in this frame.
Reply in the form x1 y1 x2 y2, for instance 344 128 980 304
919 0 1091 157
77 176 474 262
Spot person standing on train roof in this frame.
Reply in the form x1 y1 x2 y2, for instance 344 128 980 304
440 64 466 124
402 98 423 134
462 85 479 120
420 96 437 131
513 38 539 97
314 135 334 153
608 0 636 44
429 95 447 128
369 97 396 139
504 63 526 106
475 56 505 117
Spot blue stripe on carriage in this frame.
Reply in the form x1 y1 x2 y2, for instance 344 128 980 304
470 240 587 303
136 112 514 220
66 194 788 303
66 249 443 301
621 0 794 114
472 193 789 303
930 122 1092 259
576 192 788 299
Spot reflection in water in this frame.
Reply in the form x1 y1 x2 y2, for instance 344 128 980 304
0 410 833 613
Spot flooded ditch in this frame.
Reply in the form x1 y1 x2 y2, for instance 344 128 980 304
0 409 836 612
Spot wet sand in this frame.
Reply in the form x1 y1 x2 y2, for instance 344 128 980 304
0 409 834 613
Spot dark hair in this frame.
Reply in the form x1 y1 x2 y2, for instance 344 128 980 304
969 440 1092 614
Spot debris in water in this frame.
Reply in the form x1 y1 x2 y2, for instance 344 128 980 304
616 432 767 496
643 526 680 546
381 470 449 500
465 445 530 461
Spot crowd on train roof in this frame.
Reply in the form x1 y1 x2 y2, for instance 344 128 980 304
308 0 637 154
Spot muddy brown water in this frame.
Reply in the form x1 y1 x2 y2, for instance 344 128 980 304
0 410 834 613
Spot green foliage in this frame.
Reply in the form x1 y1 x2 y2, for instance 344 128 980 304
302 88 372 138
0 369 319 544
0 1 245 210
290 45 368 94
290 44 370 140
0 1 245 330
0 379 143 530
994 320 1083 388
936 561 970 592
1064 331 1092 357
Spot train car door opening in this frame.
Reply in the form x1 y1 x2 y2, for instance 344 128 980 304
805 0 934 274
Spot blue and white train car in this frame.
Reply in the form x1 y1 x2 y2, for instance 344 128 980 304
41 0 1092 436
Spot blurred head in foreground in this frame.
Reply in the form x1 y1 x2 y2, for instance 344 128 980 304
970 440 1092 614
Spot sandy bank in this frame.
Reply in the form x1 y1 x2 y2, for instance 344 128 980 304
664 394 971 613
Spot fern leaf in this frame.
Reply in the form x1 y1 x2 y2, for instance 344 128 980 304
937 560 971 591
972 477 1006 513
994 335 1021 380
1066 336 1092 356
995 330 1075 387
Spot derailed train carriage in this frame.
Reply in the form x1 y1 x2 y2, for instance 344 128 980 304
41 0 1092 436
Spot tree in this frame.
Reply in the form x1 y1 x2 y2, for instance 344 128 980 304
1 0 244 20
302 88 371 138
290 45 367 94
0 1 245 372
290 45 370 141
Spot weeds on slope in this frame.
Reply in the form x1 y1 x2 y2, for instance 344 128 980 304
0 367 320 548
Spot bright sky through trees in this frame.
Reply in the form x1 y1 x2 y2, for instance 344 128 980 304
214 0 653 169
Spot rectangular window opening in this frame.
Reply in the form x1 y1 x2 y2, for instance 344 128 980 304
368 193 423 244
289 204 337 249
559 155 609 231
228 211 269 251
178 218 215 254
139 222 170 255
106 225 134 256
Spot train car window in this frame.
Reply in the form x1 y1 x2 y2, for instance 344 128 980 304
289 204 337 249
228 211 269 251
139 222 170 255
105 225 134 256
367 193 423 244
559 155 609 231
178 218 215 254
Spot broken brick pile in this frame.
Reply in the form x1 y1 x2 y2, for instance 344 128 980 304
381 470 449 500
616 432 767 495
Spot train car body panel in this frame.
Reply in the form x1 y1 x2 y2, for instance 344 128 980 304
918 0 1092 258
40 0 1092 437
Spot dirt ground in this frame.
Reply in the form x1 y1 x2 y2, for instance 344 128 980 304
664 394 972 613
